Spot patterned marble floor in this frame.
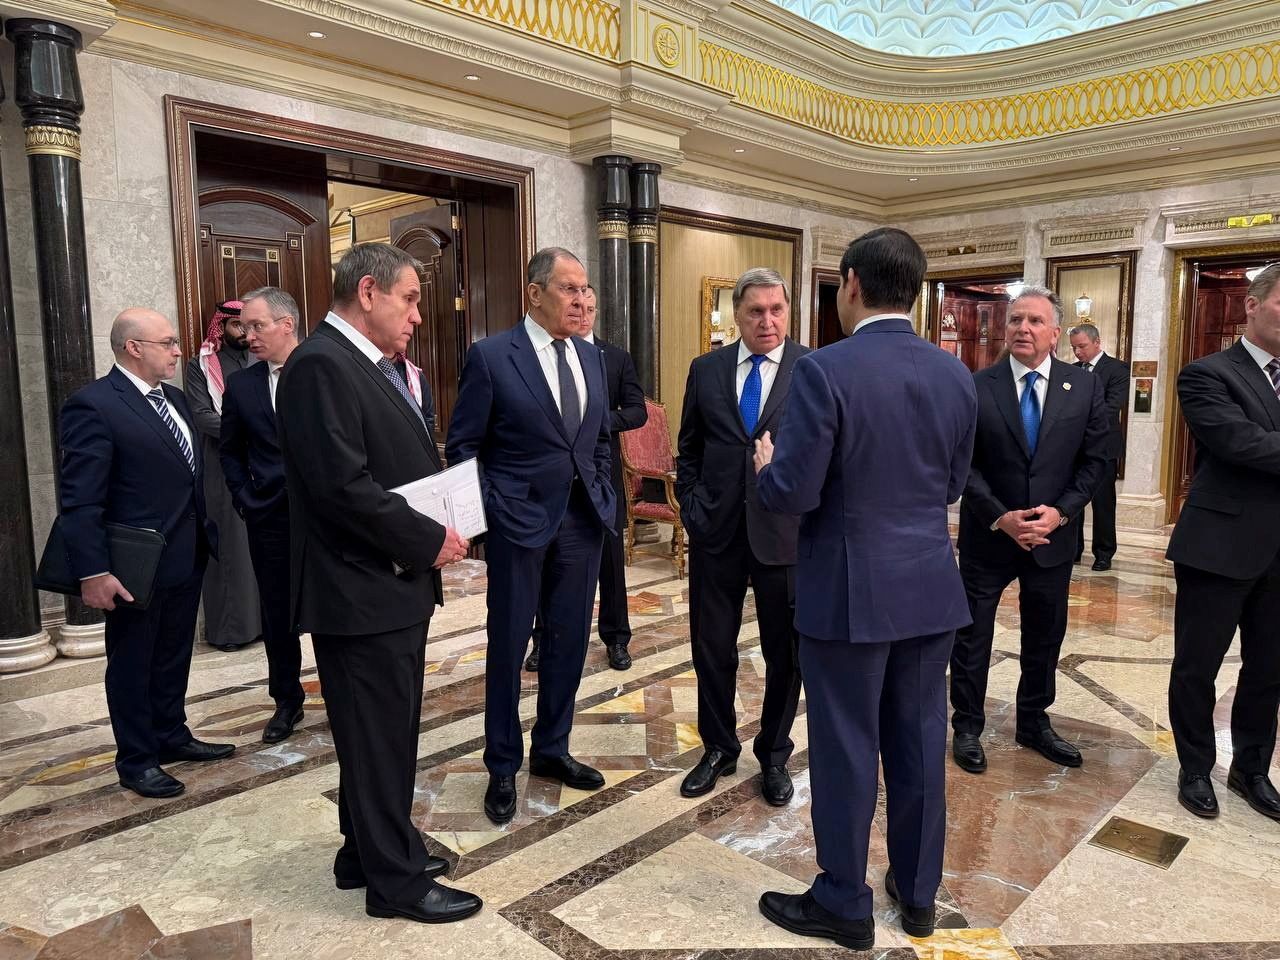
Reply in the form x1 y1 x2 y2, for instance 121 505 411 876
1 536 1278 960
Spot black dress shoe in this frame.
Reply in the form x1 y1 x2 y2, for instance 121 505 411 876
262 704 305 744
680 748 736 798
484 774 517 824
336 856 450 890
762 765 793 806
366 881 483 923
1015 726 1082 767
952 733 986 774
885 869 935 938
1091 558 1112 571
524 641 540 672
158 738 236 763
119 766 185 799
1227 766 1280 821
1177 770 1219 818
758 891 873 951
606 642 632 670
529 753 605 790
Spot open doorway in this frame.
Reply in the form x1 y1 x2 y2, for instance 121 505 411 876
923 266 1024 373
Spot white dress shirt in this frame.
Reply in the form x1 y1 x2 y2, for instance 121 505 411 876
324 310 386 366
1240 334 1280 375
524 315 587 419
1079 348 1106 373
116 362 192 450
1009 353 1052 410
735 340 785 410
268 361 284 410
852 312 910 334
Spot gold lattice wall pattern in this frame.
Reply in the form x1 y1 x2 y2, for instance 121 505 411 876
700 39 1280 146
421 0 621 59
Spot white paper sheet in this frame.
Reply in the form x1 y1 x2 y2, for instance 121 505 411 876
389 458 488 539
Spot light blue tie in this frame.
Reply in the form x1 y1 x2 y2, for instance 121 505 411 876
1021 371 1041 455
740 354 766 434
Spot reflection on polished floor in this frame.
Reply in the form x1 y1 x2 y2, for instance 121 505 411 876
1 537 1278 959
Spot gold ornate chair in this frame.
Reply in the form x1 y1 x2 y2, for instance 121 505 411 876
619 398 685 578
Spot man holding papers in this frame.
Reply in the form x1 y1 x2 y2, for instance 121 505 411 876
277 243 480 924
447 247 616 826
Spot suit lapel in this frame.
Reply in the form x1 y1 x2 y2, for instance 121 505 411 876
253 364 276 436
1035 359 1073 450
108 368 195 474
576 335 604 448
509 323 571 445
164 383 202 473
1228 341 1280 429
989 361 1030 459
754 339 797 437
720 344 749 439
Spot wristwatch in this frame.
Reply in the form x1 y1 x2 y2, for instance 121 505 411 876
1052 506 1070 527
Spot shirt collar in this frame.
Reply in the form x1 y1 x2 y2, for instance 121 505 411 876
325 310 385 365
1240 334 1280 372
853 312 910 334
115 362 160 395
737 339 786 366
582 331 595 344
268 360 285 374
523 314 564 352
1009 352 1053 383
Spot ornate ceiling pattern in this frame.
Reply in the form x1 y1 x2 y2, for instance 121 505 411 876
763 0 1211 57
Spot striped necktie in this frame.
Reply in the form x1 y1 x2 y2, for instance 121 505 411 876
146 388 196 473
375 357 426 429
1267 359 1280 402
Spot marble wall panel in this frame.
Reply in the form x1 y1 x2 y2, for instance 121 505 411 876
78 53 118 204
83 199 180 343
110 60 176 209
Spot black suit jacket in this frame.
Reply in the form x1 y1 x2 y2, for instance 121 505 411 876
277 321 446 635
220 363 287 523
958 356 1110 568
1166 340 1280 580
594 336 647 487
59 367 217 588
1075 353 1130 461
676 339 809 564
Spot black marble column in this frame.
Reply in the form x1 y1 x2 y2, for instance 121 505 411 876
628 162 660 396
7 18 103 648
0 62 55 672
593 155 631 349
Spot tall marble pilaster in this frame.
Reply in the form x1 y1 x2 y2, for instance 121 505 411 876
593 155 631 349
628 162 660 395
0 67 56 674
7 18 104 656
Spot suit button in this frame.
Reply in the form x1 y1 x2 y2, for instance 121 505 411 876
187 512 196 520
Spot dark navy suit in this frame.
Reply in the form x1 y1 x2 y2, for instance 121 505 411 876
447 320 614 775
59 365 218 778
220 362 304 710
756 317 976 919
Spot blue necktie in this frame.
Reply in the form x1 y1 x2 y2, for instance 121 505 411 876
146 388 196 473
375 357 426 430
1021 370 1041 455
740 354 766 434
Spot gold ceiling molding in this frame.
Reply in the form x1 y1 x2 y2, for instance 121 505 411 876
412 0 621 59
699 38 1280 148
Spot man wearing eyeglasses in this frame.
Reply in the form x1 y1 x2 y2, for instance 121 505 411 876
220 287 307 744
447 247 616 826
59 308 233 799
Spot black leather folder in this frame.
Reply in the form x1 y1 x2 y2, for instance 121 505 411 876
36 519 166 611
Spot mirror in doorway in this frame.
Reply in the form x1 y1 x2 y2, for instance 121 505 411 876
701 276 739 353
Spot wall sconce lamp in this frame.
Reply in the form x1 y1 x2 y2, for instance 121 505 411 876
1075 293 1093 318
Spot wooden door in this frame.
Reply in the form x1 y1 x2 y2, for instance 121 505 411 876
194 138 330 346
390 204 465 437
809 268 843 347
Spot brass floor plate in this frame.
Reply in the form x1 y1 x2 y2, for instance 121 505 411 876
1088 815 1189 869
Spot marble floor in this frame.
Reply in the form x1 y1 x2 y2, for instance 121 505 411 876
1 536 1278 959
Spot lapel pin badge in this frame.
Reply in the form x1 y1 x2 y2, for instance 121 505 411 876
1063 382 1072 390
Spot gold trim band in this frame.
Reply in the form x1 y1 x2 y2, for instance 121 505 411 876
629 224 659 243
25 125 81 161
598 220 630 241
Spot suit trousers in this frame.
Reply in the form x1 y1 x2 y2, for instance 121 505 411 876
802 630 953 921
485 483 604 775
245 506 304 709
531 470 632 649
950 548 1073 736
1076 458 1118 562
1169 554 1280 776
104 562 205 778
689 515 801 767
314 623 431 906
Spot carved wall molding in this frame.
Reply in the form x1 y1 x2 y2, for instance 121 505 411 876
1161 193 1280 248
1039 210 1151 255
912 223 1027 272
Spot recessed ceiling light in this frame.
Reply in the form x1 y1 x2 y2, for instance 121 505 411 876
908 177 919 182
1169 145 1182 152
464 74 481 81
308 31 326 38
733 147 746 153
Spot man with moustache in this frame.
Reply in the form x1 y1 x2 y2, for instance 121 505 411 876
447 248 615 826
675 267 807 807
220 287 306 744
949 286 1109 775
184 300 261 652
60 308 234 799
277 244 480 923
525 285 646 672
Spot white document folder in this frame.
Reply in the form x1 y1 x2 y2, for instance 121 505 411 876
390 458 488 539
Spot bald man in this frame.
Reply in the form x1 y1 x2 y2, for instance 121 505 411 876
59 308 234 799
